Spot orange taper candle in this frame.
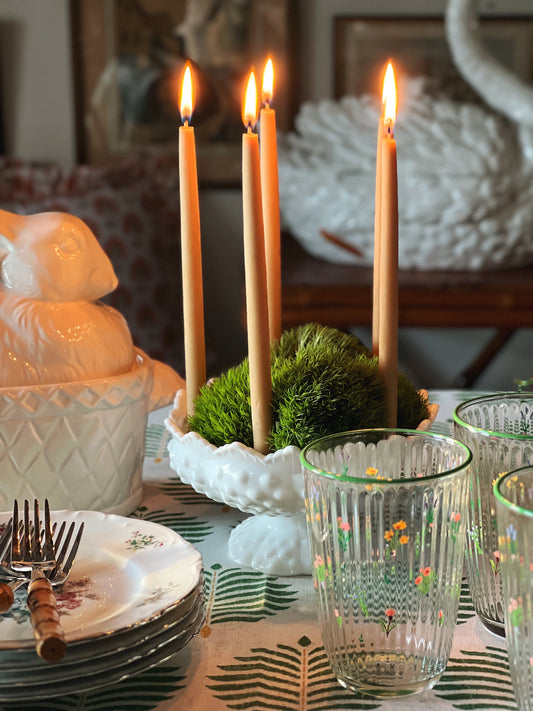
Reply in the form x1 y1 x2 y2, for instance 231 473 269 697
242 70 272 453
179 63 206 416
260 58 282 343
378 63 398 427
372 65 392 356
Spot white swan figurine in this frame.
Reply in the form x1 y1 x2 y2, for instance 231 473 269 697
278 1 533 271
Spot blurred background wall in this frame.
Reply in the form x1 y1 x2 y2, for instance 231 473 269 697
0 0 531 390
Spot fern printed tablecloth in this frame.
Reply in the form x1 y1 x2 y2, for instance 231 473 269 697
3 390 517 711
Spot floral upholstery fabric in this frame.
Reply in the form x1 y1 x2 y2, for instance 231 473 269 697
0 152 185 373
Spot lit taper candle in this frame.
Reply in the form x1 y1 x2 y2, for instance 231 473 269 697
378 62 398 427
179 63 206 416
242 70 272 453
260 57 282 343
372 62 392 357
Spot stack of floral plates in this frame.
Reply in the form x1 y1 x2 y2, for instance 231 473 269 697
0 510 204 701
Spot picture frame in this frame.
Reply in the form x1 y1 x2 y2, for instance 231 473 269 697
334 16 533 103
70 0 295 186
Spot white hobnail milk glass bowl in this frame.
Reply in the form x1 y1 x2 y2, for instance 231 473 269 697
165 389 438 576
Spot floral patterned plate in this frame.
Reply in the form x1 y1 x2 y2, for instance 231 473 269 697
0 577 204 668
0 509 203 651
0 594 205 701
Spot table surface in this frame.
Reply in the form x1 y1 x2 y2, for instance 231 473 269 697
17 390 517 711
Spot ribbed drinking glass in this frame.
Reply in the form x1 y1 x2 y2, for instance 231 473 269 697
301 429 471 698
453 393 533 634
494 467 533 711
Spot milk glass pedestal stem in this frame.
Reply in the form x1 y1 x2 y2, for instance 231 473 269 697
301 429 471 698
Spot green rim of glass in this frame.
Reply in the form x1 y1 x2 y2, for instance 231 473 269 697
300 428 472 485
494 466 533 519
453 392 533 441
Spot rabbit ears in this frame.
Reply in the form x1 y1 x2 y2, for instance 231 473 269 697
0 232 15 262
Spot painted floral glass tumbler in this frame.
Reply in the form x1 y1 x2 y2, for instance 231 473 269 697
453 393 533 634
494 467 533 711
301 429 471 698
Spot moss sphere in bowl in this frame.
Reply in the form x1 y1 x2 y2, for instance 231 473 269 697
188 323 430 452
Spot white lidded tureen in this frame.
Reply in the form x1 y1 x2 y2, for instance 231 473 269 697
0 209 184 514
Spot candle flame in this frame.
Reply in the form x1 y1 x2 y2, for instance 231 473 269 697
262 58 274 106
382 62 397 128
180 64 194 123
243 71 258 129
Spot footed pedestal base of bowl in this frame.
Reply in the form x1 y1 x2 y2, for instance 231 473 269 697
228 514 310 576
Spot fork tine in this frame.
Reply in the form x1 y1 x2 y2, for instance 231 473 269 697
55 522 75 569
22 500 31 560
59 522 84 578
52 521 67 552
42 500 54 561
0 520 12 561
11 500 20 563
32 499 43 562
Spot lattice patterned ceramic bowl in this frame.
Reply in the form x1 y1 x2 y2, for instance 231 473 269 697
0 349 183 515
165 389 438 576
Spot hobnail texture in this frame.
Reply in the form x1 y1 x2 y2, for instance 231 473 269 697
0 349 183 515
301 429 471 698
453 392 533 634
165 389 438 576
495 467 533 711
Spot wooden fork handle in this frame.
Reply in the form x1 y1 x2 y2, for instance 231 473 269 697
27 575 66 663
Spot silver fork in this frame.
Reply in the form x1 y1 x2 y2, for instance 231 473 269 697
0 514 83 617
10 499 84 663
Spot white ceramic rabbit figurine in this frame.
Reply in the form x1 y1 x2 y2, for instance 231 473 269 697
0 209 135 386
0 210 117 302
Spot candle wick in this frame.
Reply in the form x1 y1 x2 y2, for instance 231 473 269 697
183 118 189 127
247 124 253 134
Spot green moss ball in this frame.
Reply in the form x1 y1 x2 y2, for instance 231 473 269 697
188 323 429 451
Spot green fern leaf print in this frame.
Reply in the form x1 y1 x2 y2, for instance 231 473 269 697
0 666 186 710
132 506 213 544
201 564 298 637
457 580 476 625
434 645 517 709
158 478 217 505
145 424 169 459
207 635 381 709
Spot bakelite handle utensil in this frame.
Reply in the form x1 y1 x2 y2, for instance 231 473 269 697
27 572 66 663
11 499 66 662
10 499 84 663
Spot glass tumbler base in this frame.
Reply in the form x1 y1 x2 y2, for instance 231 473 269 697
337 672 442 699
478 615 505 637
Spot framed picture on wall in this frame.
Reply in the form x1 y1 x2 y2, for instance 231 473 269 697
334 16 533 103
71 0 295 186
